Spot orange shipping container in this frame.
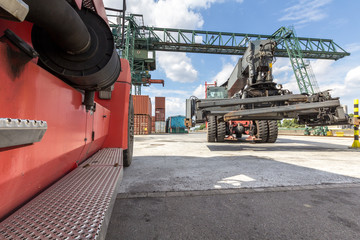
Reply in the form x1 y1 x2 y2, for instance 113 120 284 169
151 116 155 127
133 95 152 115
155 97 165 109
134 115 151 135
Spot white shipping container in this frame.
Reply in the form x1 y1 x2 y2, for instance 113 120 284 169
155 121 166 133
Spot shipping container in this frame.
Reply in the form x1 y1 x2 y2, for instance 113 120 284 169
134 115 151 135
168 128 188 133
149 115 152 134
155 121 166 133
151 117 155 134
155 108 165 121
133 95 152 115
167 115 188 134
151 116 155 127
169 115 186 129
155 97 165 109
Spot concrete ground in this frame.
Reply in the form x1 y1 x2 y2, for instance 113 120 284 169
106 133 360 240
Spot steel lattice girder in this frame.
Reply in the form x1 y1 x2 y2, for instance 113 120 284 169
142 27 349 60
109 14 350 95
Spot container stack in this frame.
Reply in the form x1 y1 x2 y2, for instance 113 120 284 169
133 95 152 135
167 115 188 133
151 116 155 133
155 97 166 133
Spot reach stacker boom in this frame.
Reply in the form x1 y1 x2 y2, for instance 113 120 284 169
187 39 352 143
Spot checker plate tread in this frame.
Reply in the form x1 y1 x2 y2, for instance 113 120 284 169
0 148 123 240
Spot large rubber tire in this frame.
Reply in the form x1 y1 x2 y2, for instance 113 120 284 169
267 120 278 143
123 95 134 167
234 126 242 139
217 121 226 142
207 116 216 142
255 120 269 143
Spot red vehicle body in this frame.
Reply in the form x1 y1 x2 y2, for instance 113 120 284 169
0 0 132 219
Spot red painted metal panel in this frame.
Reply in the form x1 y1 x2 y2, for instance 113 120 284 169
74 0 82 9
0 3 130 219
0 20 34 50
155 97 166 109
97 58 131 149
92 0 109 23
0 39 113 219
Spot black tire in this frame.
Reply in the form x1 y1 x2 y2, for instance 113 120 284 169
255 120 269 143
123 95 134 167
217 121 226 142
267 120 278 143
234 127 242 139
207 116 216 142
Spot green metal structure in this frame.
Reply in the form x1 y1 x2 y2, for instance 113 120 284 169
271 27 321 94
108 12 350 95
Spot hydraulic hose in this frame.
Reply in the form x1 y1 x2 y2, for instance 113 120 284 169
26 0 121 96
24 0 91 54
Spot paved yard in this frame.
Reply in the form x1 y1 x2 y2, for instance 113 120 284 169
107 133 360 240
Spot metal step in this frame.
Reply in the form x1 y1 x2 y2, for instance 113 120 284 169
0 148 123 240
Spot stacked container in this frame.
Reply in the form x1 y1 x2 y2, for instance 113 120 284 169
167 115 188 133
155 97 166 133
133 95 152 135
151 116 155 133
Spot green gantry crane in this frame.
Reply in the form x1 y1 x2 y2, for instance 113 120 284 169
107 11 349 95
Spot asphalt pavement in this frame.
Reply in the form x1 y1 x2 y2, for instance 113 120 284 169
106 133 360 239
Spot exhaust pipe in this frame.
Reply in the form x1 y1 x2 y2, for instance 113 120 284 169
24 0 121 109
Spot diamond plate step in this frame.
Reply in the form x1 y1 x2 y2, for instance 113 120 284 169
0 148 123 240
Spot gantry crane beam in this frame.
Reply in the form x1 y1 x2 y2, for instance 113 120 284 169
107 12 350 94
141 27 349 60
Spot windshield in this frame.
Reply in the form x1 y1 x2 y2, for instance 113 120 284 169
207 87 228 99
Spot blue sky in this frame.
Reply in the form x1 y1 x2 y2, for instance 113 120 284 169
105 0 360 117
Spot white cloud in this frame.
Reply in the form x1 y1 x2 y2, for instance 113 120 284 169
143 88 190 96
311 59 333 77
344 66 360 89
166 97 186 117
282 80 299 93
273 58 292 75
104 0 246 84
272 56 360 113
271 58 297 92
345 43 360 53
278 0 332 25
230 55 239 63
157 52 198 83
121 0 225 29
192 84 205 99
212 62 236 86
